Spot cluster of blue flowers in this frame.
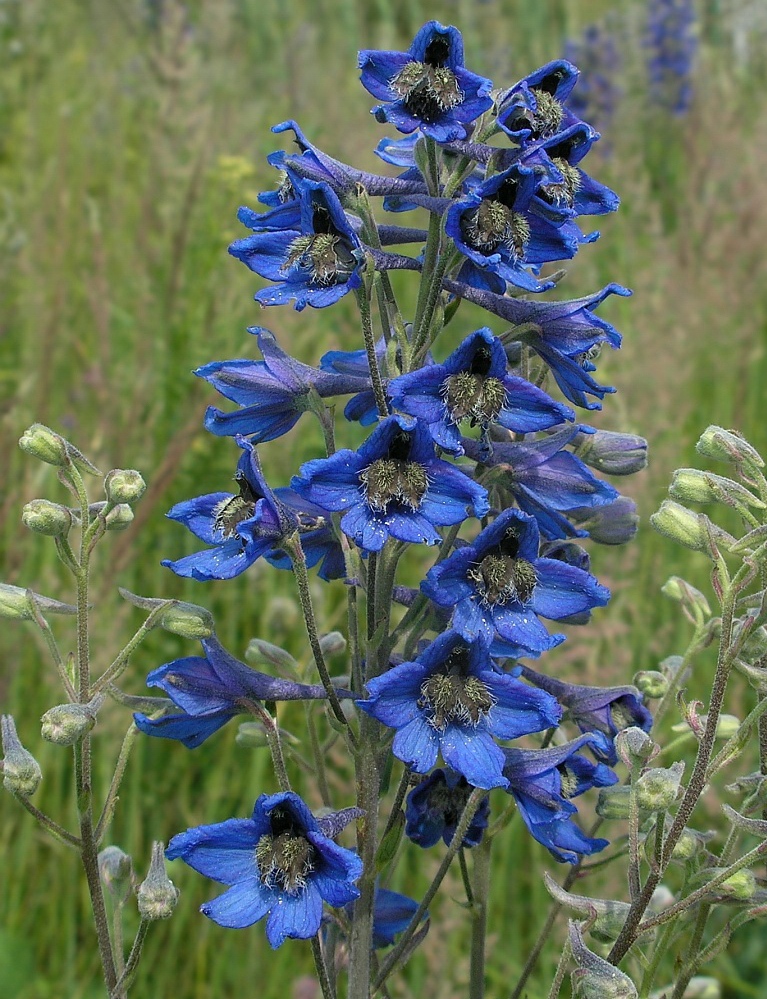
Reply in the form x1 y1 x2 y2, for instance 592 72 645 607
139 21 652 955
644 0 698 115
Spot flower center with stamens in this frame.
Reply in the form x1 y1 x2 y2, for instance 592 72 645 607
610 700 637 730
418 645 494 730
390 60 464 123
212 471 258 539
531 88 564 136
466 526 538 605
540 157 582 207
428 774 473 825
283 233 356 286
462 199 530 258
255 808 315 895
359 429 429 512
442 345 507 426
557 764 580 798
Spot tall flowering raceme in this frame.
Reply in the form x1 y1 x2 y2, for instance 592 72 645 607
139 19 650 998
644 0 698 115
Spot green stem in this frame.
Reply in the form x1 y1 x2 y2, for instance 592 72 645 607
113 920 149 996
96 723 138 843
305 704 331 807
380 766 411 845
286 534 351 734
244 700 291 793
545 937 571 999
92 603 174 694
374 788 486 990
311 935 336 999
356 287 389 419
12 794 81 848
469 837 491 999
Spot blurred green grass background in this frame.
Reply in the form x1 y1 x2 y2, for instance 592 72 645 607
2 0 767 996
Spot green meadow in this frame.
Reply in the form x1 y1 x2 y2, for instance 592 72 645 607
2 0 767 996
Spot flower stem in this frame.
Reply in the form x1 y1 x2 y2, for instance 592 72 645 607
355 286 389 420
469 837 491 999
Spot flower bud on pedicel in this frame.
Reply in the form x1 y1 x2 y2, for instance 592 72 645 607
98 846 134 904
703 867 757 901
22 500 73 537
245 638 298 672
104 504 134 531
1 715 42 797
104 469 147 505
319 631 346 657
635 762 684 812
633 670 668 699
573 430 648 476
669 468 763 509
41 699 102 745
18 423 100 474
0 585 77 621
235 721 271 749
696 425 764 470
596 785 631 820
660 576 711 616
137 842 179 920
568 920 638 998
669 827 713 863
614 726 655 769
159 602 214 641
650 500 709 553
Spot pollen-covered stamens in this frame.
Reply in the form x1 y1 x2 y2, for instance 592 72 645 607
390 59 464 123
428 775 473 826
359 429 429 512
610 699 637 731
255 807 316 895
276 171 295 204
212 472 259 539
442 346 507 426
557 764 580 799
461 198 531 259
531 87 564 137
540 157 582 207
418 645 494 730
283 233 357 286
467 527 538 605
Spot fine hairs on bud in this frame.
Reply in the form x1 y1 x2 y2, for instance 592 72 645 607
137 842 180 920
1 715 42 797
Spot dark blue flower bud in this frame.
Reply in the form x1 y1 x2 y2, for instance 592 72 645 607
573 429 648 476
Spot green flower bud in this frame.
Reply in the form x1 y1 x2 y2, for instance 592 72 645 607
635 762 685 813
651 501 709 553
543 873 630 943
706 867 757 901
669 468 763 509
268 595 300 634
1 715 42 797
159 602 214 640
596 786 631 821
669 828 712 863
22 499 73 537
319 631 346 657
137 842 179 920
41 699 101 746
0 584 35 620
98 846 134 903
660 577 711 616
633 670 668 699
696 426 763 470
104 469 146 505
104 504 134 531
245 638 297 672
739 623 767 662
18 423 100 474
19 424 69 465
569 920 638 998
615 727 656 769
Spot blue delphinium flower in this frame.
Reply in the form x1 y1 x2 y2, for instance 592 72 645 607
359 21 494 143
496 60 582 145
389 328 574 455
405 768 490 848
443 279 630 410
358 629 561 789
167 791 363 947
265 487 348 582
523 122 620 217
133 635 350 748
291 414 489 552
198 328 370 442
445 162 580 294
501 734 617 862
229 176 364 311
162 437 297 581
319 338 391 426
370 889 422 948
520 666 653 765
462 425 619 540
422 507 610 658
645 0 697 115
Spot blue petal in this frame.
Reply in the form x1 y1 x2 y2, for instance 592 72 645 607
392 717 440 773
167 818 259 882
201 877 274 928
440 726 508 790
265 881 323 946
